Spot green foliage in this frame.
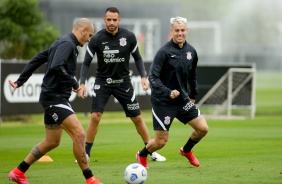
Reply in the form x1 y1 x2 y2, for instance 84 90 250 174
0 0 60 59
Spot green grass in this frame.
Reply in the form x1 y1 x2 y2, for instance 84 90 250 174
1 71 282 184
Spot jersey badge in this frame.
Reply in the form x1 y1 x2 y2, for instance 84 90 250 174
119 37 127 47
164 116 171 125
186 51 192 60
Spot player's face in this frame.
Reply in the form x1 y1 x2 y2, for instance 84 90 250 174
80 25 94 46
104 11 121 34
170 23 188 45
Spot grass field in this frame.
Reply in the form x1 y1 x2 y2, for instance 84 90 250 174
1 71 282 184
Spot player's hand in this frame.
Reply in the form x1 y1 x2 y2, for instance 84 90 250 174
170 89 180 99
8 80 18 91
141 77 149 91
77 84 87 99
73 87 81 93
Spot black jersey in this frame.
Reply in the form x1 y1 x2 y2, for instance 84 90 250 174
149 39 198 105
15 33 80 104
80 27 147 85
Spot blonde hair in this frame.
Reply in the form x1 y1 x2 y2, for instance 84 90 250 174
170 16 187 26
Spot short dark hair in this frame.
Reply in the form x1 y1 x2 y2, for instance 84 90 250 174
105 7 120 15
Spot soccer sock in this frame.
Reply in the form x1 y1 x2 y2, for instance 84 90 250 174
83 168 93 179
183 137 199 152
139 146 151 157
145 142 152 155
85 142 93 157
17 161 30 173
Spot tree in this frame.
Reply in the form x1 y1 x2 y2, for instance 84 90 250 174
0 0 60 59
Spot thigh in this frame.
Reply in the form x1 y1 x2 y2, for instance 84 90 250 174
60 114 84 139
91 84 111 113
152 104 177 131
112 82 141 117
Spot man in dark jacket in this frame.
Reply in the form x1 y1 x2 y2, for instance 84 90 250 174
8 18 102 184
136 16 209 169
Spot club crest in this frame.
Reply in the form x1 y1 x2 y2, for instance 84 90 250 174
187 51 192 60
164 116 171 125
119 37 127 47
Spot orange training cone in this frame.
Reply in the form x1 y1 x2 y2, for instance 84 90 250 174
38 155 53 162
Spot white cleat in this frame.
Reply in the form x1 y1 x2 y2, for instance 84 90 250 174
150 152 166 162
75 154 90 163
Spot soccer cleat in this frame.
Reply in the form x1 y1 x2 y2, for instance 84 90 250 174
8 168 29 184
150 152 166 162
136 151 148 169
86 176 102 184
179 148 200 167
75 154 90 163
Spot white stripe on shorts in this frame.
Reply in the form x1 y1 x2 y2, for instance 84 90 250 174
54 103 74 113
131 90 136 102
152 108 167 131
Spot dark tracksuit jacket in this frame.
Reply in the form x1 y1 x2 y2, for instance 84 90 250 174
15 33 80 105
149 39 199 106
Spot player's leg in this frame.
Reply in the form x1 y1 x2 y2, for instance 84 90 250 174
177 101 209 167
136 104 176 168
8 104 64 184
85 84 111 159
59 105 102 183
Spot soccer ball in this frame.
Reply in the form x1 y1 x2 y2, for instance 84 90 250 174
124 163 147 184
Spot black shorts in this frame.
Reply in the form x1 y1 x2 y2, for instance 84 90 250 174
152 100 201 131
91 81 141 117
42 101 75 125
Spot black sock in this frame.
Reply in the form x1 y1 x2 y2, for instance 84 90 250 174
144 142 152 155
183 138 199 152
139 146 151 157
83 168 93 179
85 142 93 157
17 161 30 173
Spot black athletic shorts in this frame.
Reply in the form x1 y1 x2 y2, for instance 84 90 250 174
91 81 141 117
42 101 75 125
152 100 201 131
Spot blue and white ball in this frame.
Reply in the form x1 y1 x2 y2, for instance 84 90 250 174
124 163 147 184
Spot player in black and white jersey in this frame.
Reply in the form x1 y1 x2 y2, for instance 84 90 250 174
136 16 209 169
79 7 166 162
8 18 102 184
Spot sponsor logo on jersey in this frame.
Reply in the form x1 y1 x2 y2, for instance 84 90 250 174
106 78 124 84
164 116 171 125
119 37 127 46
187 51 192 60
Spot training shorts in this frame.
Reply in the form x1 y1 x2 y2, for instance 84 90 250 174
42 101 75 125
91 81 141 117
152 100 201 131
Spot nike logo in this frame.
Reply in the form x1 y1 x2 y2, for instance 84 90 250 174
171 55 176 58
102 42 108 44
126 88 130 92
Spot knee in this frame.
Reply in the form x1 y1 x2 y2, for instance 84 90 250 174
155 138 167 149
47 140 61 149
73 129 86 143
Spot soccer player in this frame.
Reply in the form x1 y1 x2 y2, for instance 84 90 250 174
8 18 102 184
78 7 166 162
136 16 209 168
